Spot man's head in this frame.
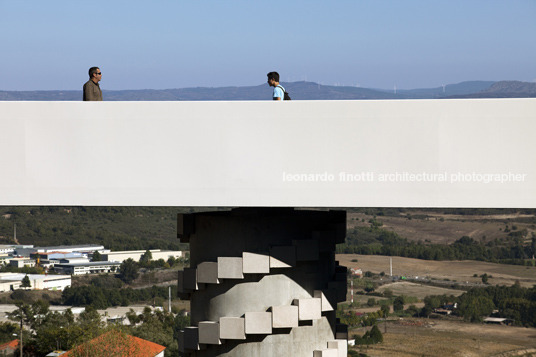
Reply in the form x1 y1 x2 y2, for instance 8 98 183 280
89 67 102 83
267 71 279 87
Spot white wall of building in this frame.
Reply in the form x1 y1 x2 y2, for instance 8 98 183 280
103 250 182 263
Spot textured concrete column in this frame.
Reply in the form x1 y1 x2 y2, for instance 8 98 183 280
178 208 347 356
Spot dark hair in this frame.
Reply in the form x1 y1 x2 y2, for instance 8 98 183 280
89 67 100 78
267 71 280 82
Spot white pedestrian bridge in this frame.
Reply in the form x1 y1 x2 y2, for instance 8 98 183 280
0 99 534 207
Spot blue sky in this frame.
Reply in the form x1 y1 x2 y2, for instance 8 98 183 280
1 0 535 90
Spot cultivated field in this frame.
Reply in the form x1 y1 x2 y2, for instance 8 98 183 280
350 318 536 357
375 281 465 299
338 254 536 287
347 211 536 244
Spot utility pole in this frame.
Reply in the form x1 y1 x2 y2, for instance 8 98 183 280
19 315 23 357
350 280 354 304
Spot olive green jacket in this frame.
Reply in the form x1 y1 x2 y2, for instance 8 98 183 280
83 80 103 101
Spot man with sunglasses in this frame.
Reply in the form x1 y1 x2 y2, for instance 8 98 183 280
83 67 103 101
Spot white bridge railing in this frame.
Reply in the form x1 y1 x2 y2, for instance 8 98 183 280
1 99 535 207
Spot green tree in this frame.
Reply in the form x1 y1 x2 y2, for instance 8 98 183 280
481 273 489 284
369 324 383 343
380 303 390 317
0 322 18 344
459 295 495 322
393 296 404 312
119 258 139 284
139 250 152 267
355 324 383 345
92 251 102 262
21 275 31 288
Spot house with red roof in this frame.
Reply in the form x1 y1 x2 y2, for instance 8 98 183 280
0 339 19 356
62 331 165 357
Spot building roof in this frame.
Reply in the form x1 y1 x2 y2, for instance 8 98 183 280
0 273 71 281
0 339 19 350
56 261 121 267
483 317 509 323
63 331 165 357
36 244 104 251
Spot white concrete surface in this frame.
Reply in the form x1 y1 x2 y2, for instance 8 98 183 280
1 100 535 208
197 262 219 284
242 252 270 274
217 257 244 279
271 305 299 328
198 321 221 345
293 298 321 321
219 317 246 340
327 340 348 357
244 311 272 334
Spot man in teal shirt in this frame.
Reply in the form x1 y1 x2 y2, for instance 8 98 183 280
267 71 285 100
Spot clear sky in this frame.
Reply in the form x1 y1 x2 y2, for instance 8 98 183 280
1 0 535 91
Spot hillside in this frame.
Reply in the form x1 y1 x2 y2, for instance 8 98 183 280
1 207 535 254
449 80 536 98
0 207 228 251
2 80 535 101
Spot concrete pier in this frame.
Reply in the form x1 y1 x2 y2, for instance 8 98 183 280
177 208 348 356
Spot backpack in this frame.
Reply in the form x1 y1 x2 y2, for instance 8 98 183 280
277 85 291 100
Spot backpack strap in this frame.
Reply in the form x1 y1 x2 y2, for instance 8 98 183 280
276 85 285 93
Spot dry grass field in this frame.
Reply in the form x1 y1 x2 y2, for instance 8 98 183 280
375 281 465 299
347 211 536 244
338 254 536 287
350 318 536 357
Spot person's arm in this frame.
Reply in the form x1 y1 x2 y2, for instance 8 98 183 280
273 87 283 100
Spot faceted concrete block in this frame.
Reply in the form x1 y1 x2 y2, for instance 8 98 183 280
314 290 335 312
269 245 296 268
183 326 200 350
198 321 221 345
219 317 246 340
245 311 272 334
177 214 195 242
328 281 347 302
197 262 219 284
242 252 270 274
335 266 347 281
335 324 348 340
293 239 319 261
177 270 186 293
217 257 244 279
327 340 348 357
178 330 185 353
184 267 199 290
292 298 321 321
313 230 336 252
332 222 346 244
271 305 298 328
313 349 338 357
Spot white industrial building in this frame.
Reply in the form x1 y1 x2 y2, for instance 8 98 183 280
0 273 71 292
9 258 36 268
101 250 182 263
15 244 105 257
0 245 16 254
54 261 121 275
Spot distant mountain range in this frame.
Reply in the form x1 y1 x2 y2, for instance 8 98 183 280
1 80 535 101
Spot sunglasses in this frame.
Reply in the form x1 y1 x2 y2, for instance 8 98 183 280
96 72 102 75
